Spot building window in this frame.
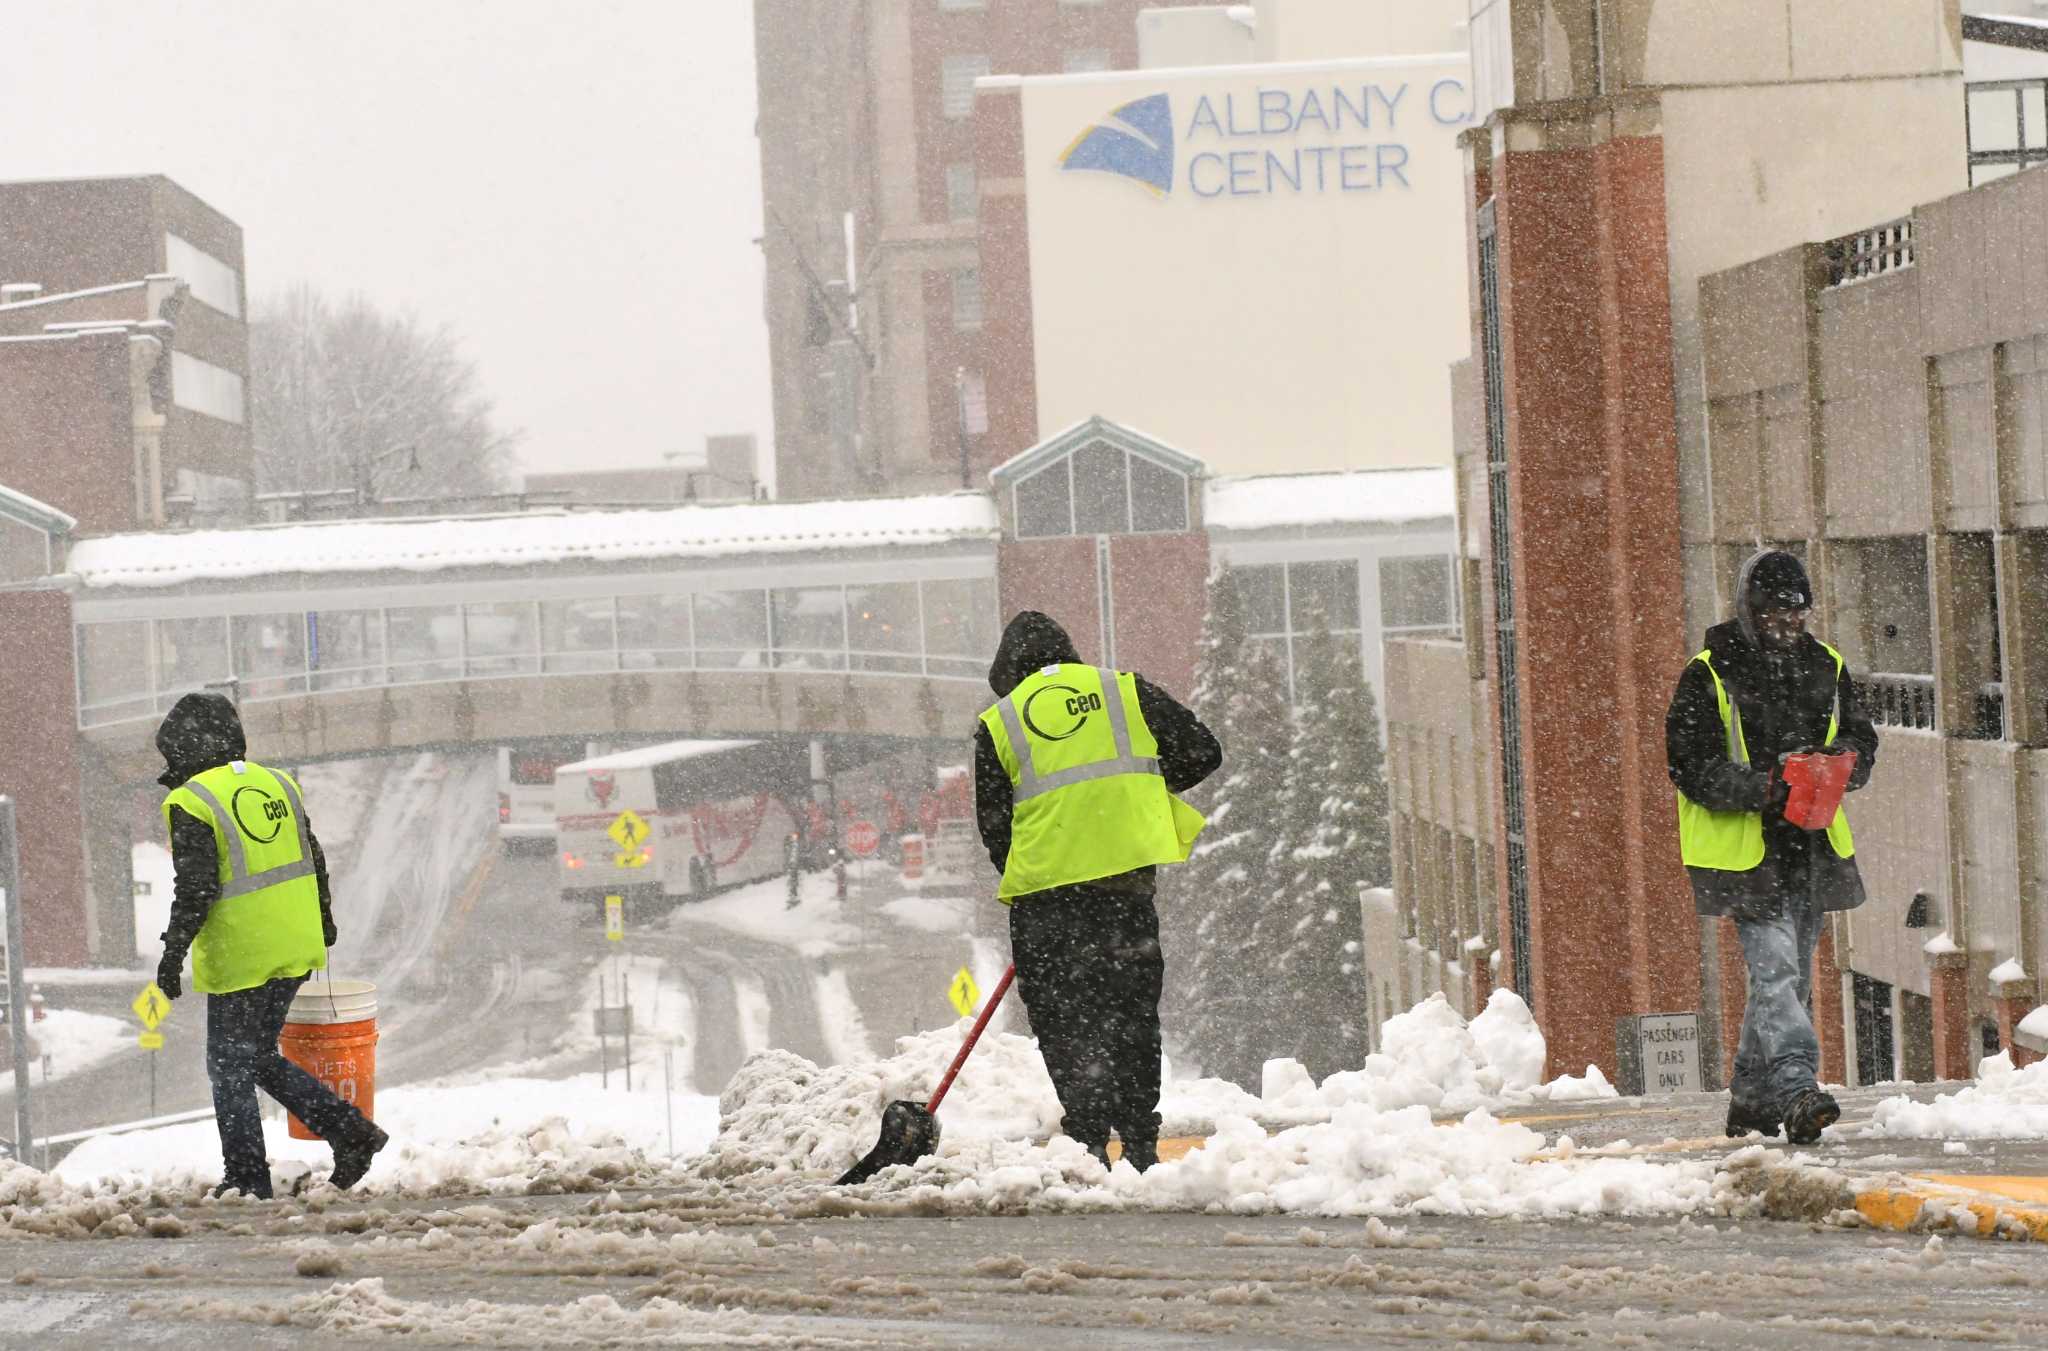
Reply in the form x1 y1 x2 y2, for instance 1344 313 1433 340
942 54 991 119
958 369 988 435
1011 442 1188 538
1014 461 1073 539
1379 554 1455 630
164 233 242 318
946 162 978 221
951 267 983 331
170 351 246 425
1062 49 1111 73
938 0 986 9
1233 559 1365 694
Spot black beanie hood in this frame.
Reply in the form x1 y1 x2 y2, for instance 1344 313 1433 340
154 691 247 789
1735 548 1813 647
988 610 1083 696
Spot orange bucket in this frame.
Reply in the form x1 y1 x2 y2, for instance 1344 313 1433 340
279 978 379 1140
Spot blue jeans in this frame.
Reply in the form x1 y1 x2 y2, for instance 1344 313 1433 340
1730 899 1824 1120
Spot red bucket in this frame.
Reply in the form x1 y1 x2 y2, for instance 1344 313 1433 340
1781 750 1856 830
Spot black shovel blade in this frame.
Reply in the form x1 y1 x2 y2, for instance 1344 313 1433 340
835 1099 941 1185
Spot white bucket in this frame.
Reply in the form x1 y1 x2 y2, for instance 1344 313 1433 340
288 977 378 1026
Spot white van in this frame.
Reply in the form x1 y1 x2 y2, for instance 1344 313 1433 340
553 739 809 918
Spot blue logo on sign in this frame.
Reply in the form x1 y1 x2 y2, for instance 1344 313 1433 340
1059 93 1174 196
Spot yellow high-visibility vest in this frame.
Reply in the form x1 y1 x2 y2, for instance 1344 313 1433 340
161 760 327 994
1676 643 1855 870
980 663 1206 900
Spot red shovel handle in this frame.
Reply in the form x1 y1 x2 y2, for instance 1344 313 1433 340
925 964 1015 1114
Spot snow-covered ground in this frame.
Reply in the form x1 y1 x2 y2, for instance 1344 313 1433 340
0 1008 131 1093
661 870 859 957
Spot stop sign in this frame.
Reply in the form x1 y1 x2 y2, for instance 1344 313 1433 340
844 820 880 858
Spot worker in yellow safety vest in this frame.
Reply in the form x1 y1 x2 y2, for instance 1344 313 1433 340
155 692 388 1198
1665 550 1878 1146
974 611 1220 1171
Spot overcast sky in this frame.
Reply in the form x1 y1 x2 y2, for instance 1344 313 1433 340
0 0 771 485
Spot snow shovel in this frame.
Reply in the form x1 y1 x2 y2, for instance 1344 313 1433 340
836 963 1015 1185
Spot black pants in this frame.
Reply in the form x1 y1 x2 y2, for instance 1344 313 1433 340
1008 888 1164 1150
207 973 374 1193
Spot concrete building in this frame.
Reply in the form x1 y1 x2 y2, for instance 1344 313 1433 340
523 435 760 507
0 176 254 528
753 0 1217 501
1377 1 1979 1084
972 0 1475 476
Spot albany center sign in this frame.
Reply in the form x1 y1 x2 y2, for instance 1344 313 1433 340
1017 55 1474 476
1060 78 1469 200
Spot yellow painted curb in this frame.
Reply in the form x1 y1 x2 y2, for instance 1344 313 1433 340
1854 1178 2048 1242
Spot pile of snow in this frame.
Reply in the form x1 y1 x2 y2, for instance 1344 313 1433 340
1851 1052 2048 1140
0 1008 132 1091
701 989 1612 1179
53 1073 721 1195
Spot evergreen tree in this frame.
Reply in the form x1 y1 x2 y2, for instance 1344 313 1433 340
1269 618 1390 1079
1165 567 1292 1086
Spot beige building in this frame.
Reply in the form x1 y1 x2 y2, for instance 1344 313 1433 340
1376 2 2001 1085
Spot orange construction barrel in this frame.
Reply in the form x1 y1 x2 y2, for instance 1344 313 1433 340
279 978 379 1140
901 832 925 881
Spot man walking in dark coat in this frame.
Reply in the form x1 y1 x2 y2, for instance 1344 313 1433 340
155 692 389 1198
1665 550 1878 1144
975 611 1221 1171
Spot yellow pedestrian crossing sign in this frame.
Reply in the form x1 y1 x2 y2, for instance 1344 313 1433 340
948 967 980 1018
604 894 624 943
132 982 171 1030
608 809 651 868
138 1031 164 1051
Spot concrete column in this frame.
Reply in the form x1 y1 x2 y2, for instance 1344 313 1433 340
1928 950 1973 1080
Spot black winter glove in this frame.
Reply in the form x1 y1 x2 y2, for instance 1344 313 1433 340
1763 762 1791 821
323 915 339 948
156 950 184 1001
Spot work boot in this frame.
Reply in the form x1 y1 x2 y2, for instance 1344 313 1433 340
1782 1089 1841 1146
1120 1138 1160 1173
208 1177 271 1201
329 1124 390 1190
1724 1100 1780 1139
1078 1139 1110 1169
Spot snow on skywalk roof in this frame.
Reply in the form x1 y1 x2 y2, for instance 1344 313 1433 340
64 494 1001 589
1205 466 1454 532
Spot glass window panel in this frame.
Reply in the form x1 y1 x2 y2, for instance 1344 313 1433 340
155 615 228 707
1233 564 1285 634
848 581 920 672
1072 443 1130 535
386 605 461 684
1288 559 1361 630
693 590 768 668
921 576 997 662
1380 554 1453 629
616 593 691 670
926 656 985 680
771 586 846 669
541 598 617 673
1014 462 1071 538
231 612 307 699
951 267 983 330
946 162 977 221
1970 88 2020 153
942 54 990 119
464 602 537 676
1130 456 1187 532
309 610 383 691
77 621 152 724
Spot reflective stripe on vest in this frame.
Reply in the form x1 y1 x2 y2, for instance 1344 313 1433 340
980 664 1205 900
177 771 319 899
1676 643 1855 870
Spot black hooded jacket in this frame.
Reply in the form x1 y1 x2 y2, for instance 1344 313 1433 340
973 611 1221 894
156 692 335 963
1664 551 1877 917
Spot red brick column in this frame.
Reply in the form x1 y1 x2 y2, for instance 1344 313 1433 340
1993 980 2041 1069
1928 951 1973 1081
1470 942 1495 1013
0 591 92 965
1813 920 1847 1086
1717 917 1746 1082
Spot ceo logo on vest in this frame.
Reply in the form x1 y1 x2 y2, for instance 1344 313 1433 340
231 785 289 842
1021 683 1104 741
